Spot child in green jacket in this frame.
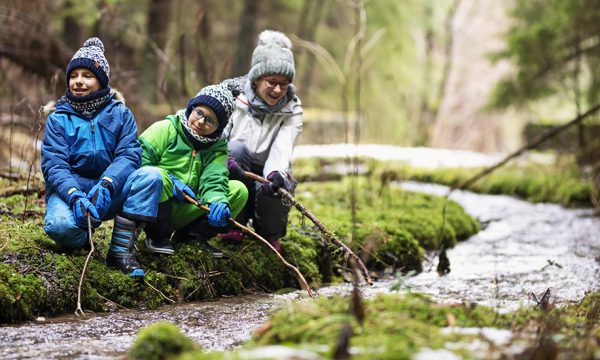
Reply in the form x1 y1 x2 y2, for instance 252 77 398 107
139 84 248 257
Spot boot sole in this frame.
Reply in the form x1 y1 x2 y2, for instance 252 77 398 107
145 239 175 255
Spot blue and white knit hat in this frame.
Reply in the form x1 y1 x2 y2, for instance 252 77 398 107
248 30 295 83
66 37 110 88
185 84 235 132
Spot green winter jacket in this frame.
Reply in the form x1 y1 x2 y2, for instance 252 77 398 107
139 114 229 205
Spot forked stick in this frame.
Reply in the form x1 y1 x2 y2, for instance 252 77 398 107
184 194 315 297
244 171 373 286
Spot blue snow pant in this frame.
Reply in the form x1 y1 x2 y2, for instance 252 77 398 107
227 140 297 242
44 166 163 249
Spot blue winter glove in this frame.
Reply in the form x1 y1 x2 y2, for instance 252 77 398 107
68 190 101 229
208 202 232 228
170 174 195 202
260 171 292 197
87 178 112 219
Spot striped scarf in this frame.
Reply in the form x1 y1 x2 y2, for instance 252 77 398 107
65 87 111 118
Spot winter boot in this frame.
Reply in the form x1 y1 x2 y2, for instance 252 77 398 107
174 215 224 258
144 201 175 255
217 229 244 243
145 237 175 255
269 239 282 254
106 215 145 277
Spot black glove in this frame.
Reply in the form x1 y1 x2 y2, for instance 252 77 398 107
260 171 292 197
226 157 246 180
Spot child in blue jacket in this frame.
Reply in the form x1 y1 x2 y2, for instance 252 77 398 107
41 38 161 277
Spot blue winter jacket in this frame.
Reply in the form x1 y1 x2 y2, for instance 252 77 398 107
41 94 142 202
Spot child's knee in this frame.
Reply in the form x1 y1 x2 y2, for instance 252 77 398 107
45 217 87 249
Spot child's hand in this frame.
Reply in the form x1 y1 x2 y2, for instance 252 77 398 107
69 191 101 228
169 174 195 202
208 202 231 228
88 178 112 218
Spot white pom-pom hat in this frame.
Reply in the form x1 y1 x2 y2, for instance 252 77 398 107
248 30 295 83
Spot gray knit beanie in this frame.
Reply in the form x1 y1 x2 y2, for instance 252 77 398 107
186 84 235 130
66 37 110 88
248 30 295 83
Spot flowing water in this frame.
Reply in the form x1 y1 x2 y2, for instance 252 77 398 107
1 146 599 359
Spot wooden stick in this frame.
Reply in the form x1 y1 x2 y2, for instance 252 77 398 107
244 171 373 286
75 213 95 316
184 194 315 297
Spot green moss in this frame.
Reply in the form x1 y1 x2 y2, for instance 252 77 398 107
0 173 479 323
128 291 600 359
128 321 199 360
0 263 46 322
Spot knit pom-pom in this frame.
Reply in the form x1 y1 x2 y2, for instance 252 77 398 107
257 30 292 49
83 37 105 52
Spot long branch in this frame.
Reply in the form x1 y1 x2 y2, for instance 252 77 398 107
244 171 373 286
184 194 315 297
452 103 600 191
75 214 95 316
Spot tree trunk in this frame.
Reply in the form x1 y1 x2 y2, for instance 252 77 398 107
145 0 172 102
63 1 84 50
0 2 71 85
233 0 259 77
298 0 328 92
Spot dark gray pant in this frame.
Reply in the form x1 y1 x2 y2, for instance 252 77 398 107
228 140 296 242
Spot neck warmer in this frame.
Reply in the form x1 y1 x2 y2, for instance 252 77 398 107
177 109 220 150
65 87 112 118
243 79 296 119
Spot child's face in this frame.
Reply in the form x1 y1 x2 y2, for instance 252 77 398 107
254 74 290 106
69 67 101 96
189 105 219 136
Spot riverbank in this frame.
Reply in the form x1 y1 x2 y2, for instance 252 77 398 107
127 290 600 359
291 146 598 208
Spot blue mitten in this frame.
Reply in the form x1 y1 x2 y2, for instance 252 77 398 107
170 174 195 202
87 178 112 219
208 202 231 228
68 190 101 228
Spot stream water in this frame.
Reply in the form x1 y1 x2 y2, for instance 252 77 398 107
1 146 599 359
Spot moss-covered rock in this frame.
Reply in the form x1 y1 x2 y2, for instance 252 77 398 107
129 321 199 360
139 290 600 359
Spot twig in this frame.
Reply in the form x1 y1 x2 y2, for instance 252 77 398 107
145 277 176 303
75 214 95 316
184 194 315 297
244 171 373 286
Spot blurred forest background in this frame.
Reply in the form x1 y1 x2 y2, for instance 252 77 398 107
1 0 599 177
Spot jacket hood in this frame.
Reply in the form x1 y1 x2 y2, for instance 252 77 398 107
42 88 126 117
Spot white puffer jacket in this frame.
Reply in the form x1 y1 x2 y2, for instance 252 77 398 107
222 93 303 177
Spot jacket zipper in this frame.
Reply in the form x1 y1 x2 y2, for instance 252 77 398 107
187 149 196 186
90 119 97 171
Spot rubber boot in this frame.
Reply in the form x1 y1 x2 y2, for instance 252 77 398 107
173 215 224 258
106 215 145 277
144 201 175 255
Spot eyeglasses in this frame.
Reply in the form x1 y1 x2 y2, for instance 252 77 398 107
192 108 218 128
263 77 290 90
